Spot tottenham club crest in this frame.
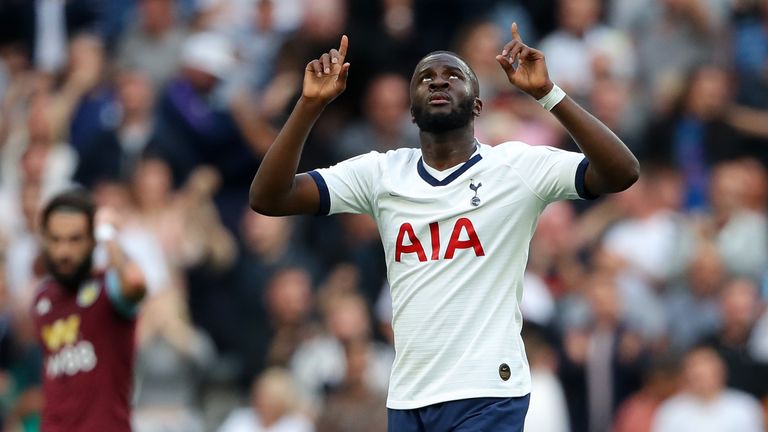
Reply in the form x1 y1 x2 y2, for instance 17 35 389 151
469 180 482 206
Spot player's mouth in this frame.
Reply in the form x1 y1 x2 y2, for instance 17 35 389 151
428 93 451 105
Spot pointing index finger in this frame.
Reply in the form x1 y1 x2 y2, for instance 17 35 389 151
338 35 349 63
511 22 523 43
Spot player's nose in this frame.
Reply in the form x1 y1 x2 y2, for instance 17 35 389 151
429 77 449 91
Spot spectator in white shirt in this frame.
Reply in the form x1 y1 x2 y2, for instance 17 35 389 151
218 368 314 432
652 346 764 432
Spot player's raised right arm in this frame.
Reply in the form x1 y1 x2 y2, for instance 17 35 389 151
249 36 350 216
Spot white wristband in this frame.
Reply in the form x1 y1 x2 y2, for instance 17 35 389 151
536 84 566 111
95 224 117 242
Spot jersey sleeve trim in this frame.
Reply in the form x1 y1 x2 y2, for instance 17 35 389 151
105 270 139 319
307 170 331 215
575 158 598 200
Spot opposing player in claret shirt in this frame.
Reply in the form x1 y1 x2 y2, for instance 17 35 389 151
32 190 146 432
249 24 639 431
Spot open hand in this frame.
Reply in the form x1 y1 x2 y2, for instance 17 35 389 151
496 23 553 99
302 35 350 106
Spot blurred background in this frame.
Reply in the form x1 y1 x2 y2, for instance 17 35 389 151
0 0 767 431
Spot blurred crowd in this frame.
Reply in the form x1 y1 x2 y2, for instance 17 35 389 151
0 0 767 431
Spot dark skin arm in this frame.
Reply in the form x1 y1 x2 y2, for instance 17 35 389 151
249 36 350 216
496 23 639 195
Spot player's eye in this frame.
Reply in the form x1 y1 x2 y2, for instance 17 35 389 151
449 74 459 80
421 76 432 82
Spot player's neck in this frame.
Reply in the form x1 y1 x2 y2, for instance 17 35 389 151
419 127 476 171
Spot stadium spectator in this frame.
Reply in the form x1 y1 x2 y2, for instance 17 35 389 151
663 242 724 354
651 346 764 432
156 31 259 231
326 214 388 307
74 70 171 188
132 159 236 275
640 65 749 211
612 360 678 432
0 0 107 73
523 332 570 432
316 337 388 432
628 0 729 112
600 168 691 339
49 35 106 151
3 182 44 305
336 74 418 160
706 160 768 279
116 0 187 89
231 211 319 303
539 0 635 100
559 273 647 432
229 0 300 93
217 367 314 432
582 76 643 149
0 259 42 432
91 179 172 296
454 21 508 100
700 278 768 400
291 292 393 412
261 268 316 367
1 91 77 200
133 286 215 432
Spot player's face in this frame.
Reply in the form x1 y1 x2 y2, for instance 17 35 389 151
410 54 480 133
43 211 95 290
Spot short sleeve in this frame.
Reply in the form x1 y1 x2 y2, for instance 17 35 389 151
513 145 596 203
307 151 381 216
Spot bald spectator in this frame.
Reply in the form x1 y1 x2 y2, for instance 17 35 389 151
652 346 763 432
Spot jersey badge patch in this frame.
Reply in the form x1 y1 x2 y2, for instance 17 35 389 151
77 280 100 308
499 363 511 381
36 297 51 315
469 179 482 206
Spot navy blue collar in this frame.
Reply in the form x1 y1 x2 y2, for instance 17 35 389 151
417 151 483 186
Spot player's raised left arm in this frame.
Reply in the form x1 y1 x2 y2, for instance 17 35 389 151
496 23 639 195
95 208 146 304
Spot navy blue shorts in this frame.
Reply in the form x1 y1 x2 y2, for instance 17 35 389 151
387 394 530 432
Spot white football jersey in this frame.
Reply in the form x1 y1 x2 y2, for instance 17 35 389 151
309 140 591 409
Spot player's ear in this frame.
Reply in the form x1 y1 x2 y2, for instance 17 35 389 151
473 98 483 117
410 107 416 123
